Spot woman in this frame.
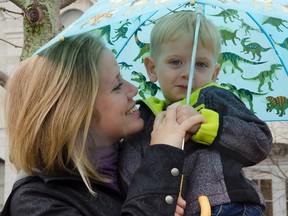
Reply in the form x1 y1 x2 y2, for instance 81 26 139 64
1 32 204 215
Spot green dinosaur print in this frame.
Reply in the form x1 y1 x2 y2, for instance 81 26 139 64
241 64 282 92
269 34 288 51
118 62 133 70
239 19 261 35
218 52 267 74
133 28 150 62
240 37 272 61
111 49 117 55
210 9 239 23
112 20 131 42
131 71 160 99
220 83 267 114
96 25 113 45
266 96 288 117
263 17 288 32
220 29 240 46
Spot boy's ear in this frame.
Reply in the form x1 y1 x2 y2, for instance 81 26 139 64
144 56 158 82
212 63 221 82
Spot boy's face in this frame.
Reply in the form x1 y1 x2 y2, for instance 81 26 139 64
145 37 220 104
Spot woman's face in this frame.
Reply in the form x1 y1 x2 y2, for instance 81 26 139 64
91 49 144 145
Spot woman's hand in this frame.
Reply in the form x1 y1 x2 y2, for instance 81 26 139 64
150 102 205 148
174 196 186 216
176 105 205 141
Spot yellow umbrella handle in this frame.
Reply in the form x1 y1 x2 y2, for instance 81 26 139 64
198 195 211 216
179 181 211 215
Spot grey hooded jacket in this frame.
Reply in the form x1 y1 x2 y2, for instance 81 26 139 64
119 84 272 215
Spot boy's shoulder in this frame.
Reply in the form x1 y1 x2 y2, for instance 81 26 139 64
198 83 232 96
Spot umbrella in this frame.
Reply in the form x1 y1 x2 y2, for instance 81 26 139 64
33 0 287 214
35 0 288 122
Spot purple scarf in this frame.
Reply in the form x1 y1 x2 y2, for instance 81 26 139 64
96 142 120 191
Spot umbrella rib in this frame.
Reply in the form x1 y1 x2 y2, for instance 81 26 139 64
246 12 288 76
115 11 158 59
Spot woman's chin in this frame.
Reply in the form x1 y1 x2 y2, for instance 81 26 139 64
125 119 144 136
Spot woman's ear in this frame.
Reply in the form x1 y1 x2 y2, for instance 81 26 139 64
212 63 221 82
144 56 158 82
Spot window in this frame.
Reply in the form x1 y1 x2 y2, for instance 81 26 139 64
253 179 273 216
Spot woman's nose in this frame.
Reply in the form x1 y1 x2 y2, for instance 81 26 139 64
126 80 138 99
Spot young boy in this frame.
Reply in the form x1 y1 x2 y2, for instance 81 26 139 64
119 11 272 215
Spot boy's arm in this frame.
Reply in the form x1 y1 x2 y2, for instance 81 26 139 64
186 86 272 166
191 108 219 145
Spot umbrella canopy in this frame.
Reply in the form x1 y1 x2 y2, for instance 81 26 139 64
35 0 288 122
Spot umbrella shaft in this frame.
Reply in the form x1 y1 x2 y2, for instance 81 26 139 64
186 12 201 105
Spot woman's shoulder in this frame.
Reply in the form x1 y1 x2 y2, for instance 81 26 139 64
7 175 115 215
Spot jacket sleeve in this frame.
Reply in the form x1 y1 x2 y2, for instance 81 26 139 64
192 108 219 145
199 86 272 166
121 144 185 216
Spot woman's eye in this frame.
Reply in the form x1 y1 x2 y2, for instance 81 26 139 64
196 61 207 68
113 83 123 91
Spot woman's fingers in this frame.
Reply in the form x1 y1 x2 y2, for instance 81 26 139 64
165 101 181 121
174 196 186 216
151 102 204 148
179 114 206 132
151 103 184 146
153 111 165 129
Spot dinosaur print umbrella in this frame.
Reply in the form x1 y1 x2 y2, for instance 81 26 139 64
35 0 288 122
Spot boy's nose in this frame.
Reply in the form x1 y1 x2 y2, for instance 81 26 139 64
181 68 190 79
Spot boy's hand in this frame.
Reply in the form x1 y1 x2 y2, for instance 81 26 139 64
174 196 186 216
176 105 204 139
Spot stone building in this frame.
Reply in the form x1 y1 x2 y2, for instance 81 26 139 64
0 1 287 215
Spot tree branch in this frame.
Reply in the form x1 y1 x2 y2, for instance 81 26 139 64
0 38 22 48
0 70 8 88
60 0 77 9
0 6 23 15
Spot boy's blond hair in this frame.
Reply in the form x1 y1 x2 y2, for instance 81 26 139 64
150 11 221 61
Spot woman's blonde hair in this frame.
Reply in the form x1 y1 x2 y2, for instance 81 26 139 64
6 32 107 194
150 11 222 61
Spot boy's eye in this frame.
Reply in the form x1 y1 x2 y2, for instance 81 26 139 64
196 61 208 68
169 59 182 65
